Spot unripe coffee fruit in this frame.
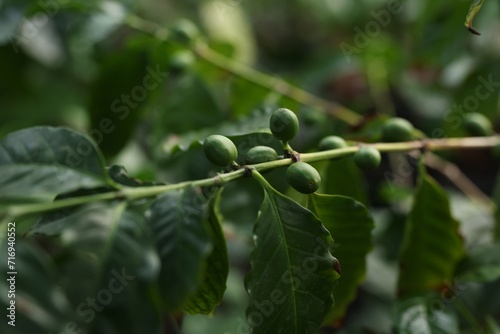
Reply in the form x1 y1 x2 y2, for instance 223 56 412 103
270 108 299 142
382 118 414 142
354 146 381 170
203 135 238 166
286 162 321 194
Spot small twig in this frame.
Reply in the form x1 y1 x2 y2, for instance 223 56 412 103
193 43 362 125
124 14 362 125
422 152 494 211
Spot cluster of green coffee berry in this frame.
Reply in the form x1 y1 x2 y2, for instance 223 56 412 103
201 109 365 194
203 108 495 194
203 108 321 194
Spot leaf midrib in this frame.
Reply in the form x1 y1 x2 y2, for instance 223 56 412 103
267 188 299 333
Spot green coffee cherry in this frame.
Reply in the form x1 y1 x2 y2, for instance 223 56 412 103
244 146 278 165
318 136 348 151
286 162 321 194
464 113 493 137
171 19 199 45
354 146 381 170
269 108 299 142
382 118 414 142
203 135 238 166
169 51 195 74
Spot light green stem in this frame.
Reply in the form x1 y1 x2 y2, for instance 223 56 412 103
3 136 499 218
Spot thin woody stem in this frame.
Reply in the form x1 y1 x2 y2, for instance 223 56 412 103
422 152 494 210
124 14 362 125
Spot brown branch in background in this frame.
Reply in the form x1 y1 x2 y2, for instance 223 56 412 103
125 14 363 125
421 152 494 211
193 44 363 125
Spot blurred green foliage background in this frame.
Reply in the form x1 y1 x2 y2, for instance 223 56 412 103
1 0 499 332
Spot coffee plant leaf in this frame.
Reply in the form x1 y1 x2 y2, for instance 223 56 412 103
184 188 229 315
0 126 114 203
148 187 212 311
245 174 337 333
308 194 374 323
397 162 465 296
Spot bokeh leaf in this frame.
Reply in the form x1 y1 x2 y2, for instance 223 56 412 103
148 187 212 311
394 295 459 334
308 194 374 323
87 47 151 157
246 172 337 333
0 240 74 334
0 126 113 203
397 161 465 296
0 5 24 45
29 202 162 334
72 1 128 45
457 243 500 283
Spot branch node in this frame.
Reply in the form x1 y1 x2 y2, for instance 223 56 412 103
213 174 225 187
243 165 255 177
420 139 431 155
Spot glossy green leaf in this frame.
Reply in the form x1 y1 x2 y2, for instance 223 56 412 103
308 194 374 322
0 240 74 334
0 126 113 203
0 5 24 45
148 187 212 311
90 280 162 334
185 189 229 314
397 163 465 296
394 295 459 334
245 172 337 334
160 108 273 157
320 158 368 205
